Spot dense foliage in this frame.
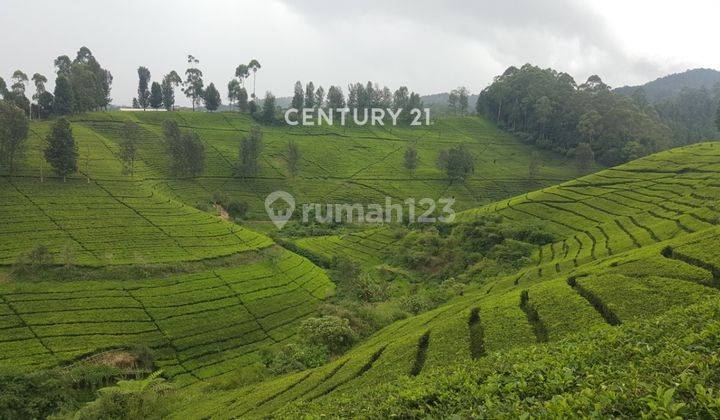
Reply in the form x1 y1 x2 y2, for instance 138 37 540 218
477 64 673 166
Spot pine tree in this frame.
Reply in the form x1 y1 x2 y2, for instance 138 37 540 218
44 118 78 181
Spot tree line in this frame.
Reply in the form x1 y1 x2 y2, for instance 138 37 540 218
288 81 424 123
0 47 112 120
476 64 673 166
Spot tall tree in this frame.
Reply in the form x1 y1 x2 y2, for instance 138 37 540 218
0 101 29 174
161 71 182 111
286 140 301 177
238 126 263 177
54 55 72 76
162 120 205 177
403 146 419 173
260 91 276 123
183 55 204 111
247 59 261 99
0 77 7 98
304 82 315 108
235 64 249 88
204 82 221 111
52 76 75 116
44 118 78 181
457 86 469 115
439 144 474 183
327 86 346 110
237 87 248 113
315 86 325 109
227 79 241 107
291 81 304 110
119 122 139 176
149 82 163 109
137 67 151 110
31 73 47 100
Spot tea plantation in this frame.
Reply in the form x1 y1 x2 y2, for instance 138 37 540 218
165 142 720 418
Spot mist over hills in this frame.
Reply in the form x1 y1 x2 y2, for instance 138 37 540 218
614 68 720 103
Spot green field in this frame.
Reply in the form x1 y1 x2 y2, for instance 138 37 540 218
162 141 720 418
3 111 720 418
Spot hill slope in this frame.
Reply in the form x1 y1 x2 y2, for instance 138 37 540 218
165 141 720 418
614 68 720 103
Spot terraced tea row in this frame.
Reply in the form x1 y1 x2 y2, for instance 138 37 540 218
0 177 271 265
0 249 334 385
461 142 720 283
171 223 720 418
71 111 580 219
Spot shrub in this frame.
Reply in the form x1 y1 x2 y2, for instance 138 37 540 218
298 316 357 355
261 343 329 375
350 272 388 302
225 200 248 219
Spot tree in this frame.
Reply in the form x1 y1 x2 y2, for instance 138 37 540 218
577 110 601 145
44 118 78 181
534 96 552 139
182 55 204 110
162 119 205 177
291 81 304 110
161 71 182 111
235 64 249 88
315 86 325 108
132 98 139 109
149 82 163 109
119 122 139 176
575 142 595 175
227 79 241 106
0 102 29 174
716 106 720 132
52 76 75 116
137 67 151 110
237 87 249 113
36 91 54 118
305 82 315 109
247 59 261 99
286 140 301 177
457 87 469 115
404 146 419 173
439 145 474 182
238 126 263 177
0 77 7 98
327 86 345 110
54 55 72 76
448 89 458 114
31 73 47 100
260 91 276 123
203 83 221 111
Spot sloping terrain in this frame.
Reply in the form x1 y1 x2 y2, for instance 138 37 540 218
0 247 333 386
165 142 720 418
74 111 580 219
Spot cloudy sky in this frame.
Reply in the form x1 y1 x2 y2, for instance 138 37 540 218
1 0 718 106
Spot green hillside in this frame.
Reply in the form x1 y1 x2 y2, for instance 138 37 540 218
163 142 720 418
0 112 585 416
0 247 333 385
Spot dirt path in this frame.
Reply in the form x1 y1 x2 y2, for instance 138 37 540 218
214 204 231 221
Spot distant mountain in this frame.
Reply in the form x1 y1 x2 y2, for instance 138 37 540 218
614 68 720 103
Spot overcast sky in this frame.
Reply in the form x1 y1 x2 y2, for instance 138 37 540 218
1 0 718 106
